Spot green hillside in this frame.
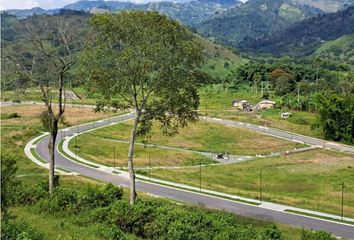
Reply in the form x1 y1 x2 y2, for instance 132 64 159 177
314 34 354 65
292 0 353 13
197 0 321 49
196 34 247 79
240 6 354 57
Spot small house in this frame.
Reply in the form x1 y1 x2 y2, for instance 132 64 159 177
256 100 275 110
232 100 248 110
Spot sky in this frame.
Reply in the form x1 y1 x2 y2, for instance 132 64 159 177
0 0 194 10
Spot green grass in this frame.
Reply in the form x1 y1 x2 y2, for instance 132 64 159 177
69 134 215 167
208 108 324 139
148 149 354 218
77 119 302 157
199 87 325 139
199 85 268 110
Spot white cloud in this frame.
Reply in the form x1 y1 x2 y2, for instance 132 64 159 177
1 0 39 10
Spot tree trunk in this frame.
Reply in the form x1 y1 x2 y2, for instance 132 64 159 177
48 119 58 194
128 113 139 205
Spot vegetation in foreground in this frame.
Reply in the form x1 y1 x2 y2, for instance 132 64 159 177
1 154 338 240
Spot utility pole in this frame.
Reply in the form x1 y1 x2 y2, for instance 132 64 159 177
259 168 263 204
113 146 116 171
205 104 208 122
297 82 300 103
149 153 151 181
76 119 79 147
199 159 202 192
341 182 344 221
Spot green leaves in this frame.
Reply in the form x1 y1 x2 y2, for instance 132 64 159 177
81 11 205 137
313 92 354 143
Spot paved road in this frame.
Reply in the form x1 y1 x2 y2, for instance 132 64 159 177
206 117 354 154
31 113 354 239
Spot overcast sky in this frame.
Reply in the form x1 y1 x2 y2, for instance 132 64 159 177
0 0 196 10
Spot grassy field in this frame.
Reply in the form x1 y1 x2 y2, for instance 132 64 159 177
1 88 97 105
2 87 325 140
199 86 325 139
70 134 215 168
75 120 303 158
207 108 324 139
147 149 354 218
1 104 309 240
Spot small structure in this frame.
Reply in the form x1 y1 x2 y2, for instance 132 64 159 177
256 100 275 110
281 112 292 119
232 100 248 109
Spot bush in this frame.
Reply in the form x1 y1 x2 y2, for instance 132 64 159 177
95 225 125 240
103 183 123 203
260 224 283 239
1 153 20 219
36 188 77 214
1 221 43 240
77 185 107 209
13 182 48 206
301 229 336 240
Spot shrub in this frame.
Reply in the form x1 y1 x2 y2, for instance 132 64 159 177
301 229 336 240
77 185 108 210
36 188 77 214
95 225 125 240
103 183 123 202
1 153 20 219
260 224 283 239
1 221 43 240
13 183 48 206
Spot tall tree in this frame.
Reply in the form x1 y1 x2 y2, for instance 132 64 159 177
14 12 86 194
313 92 354 143
81 11 205 204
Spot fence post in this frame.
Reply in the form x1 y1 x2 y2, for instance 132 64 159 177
259 168 263 204
113 146 116 171
199 159 202 192
149 153 151 181
341 182 344 221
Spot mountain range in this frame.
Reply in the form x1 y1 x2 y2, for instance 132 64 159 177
240 6 354 57
197 0 323 48
4 0 242 26
2 0 354 60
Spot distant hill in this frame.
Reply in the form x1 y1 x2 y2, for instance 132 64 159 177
196 34 246 79
137 0 241 26
63 0 136 12
1 9 244 90
291 0 354 13
197 0 322 49
3 7 60 18
2 0 241 26
240 6 354 57
314 34 354 65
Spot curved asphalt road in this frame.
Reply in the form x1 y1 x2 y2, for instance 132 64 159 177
30 113 354 239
